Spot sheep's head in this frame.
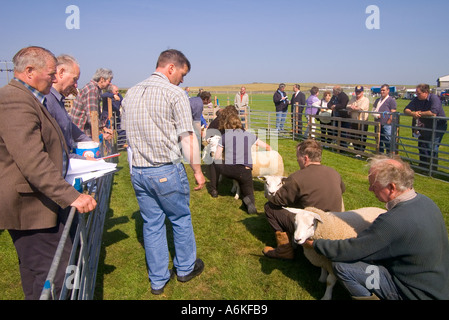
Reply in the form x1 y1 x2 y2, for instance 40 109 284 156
293 210 323 245
206 135 221 150
262 175 286 199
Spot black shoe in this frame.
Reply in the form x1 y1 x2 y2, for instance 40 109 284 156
176 259 204 282
210 189 218 198
151 269 175 295
243 196 257 214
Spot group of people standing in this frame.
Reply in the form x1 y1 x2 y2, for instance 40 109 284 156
274 83 391 151
0 46 99 299
273 82 447 167
0 46 152 299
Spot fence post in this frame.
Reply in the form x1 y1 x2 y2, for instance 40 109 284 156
293 104 299 137
390 112 399 154
336 119 342 152
90 111 99 143
429 117 437 174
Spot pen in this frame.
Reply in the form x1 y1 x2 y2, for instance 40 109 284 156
98 153 121 160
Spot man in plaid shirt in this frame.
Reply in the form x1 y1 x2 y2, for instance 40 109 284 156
123 49 205 295
70 68 113 139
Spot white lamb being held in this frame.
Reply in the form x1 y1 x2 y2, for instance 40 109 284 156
291 206 386 300
263 175 286 200
205 137 284 199
232 148 284 199
202 135 221 164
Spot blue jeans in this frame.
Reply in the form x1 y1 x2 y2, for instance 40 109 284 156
418 126 446 168
378 124 392 153
332 261 403 299
276 111 287 130
131 162 197 290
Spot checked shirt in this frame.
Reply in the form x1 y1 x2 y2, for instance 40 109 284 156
70 80 101 138
122 72 194 167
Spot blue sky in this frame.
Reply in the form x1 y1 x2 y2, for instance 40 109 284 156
1 0 449 89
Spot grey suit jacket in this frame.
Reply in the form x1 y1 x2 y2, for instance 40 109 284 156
0 80 80 230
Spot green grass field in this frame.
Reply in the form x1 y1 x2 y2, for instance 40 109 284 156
88 143 449 300
2 136 448 300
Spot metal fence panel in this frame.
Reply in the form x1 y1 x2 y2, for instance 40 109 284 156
247 108 449 180
40 167 116 300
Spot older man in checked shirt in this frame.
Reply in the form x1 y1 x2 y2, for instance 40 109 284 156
70 68 114 140
123 49 205 295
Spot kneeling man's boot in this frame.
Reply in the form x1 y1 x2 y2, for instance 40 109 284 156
262 231 294 260
351 293 380 300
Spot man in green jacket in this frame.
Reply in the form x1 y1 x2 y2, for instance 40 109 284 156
304 155 449 300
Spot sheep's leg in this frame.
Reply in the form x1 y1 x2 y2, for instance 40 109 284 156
320 272 337 300
202 145 210 162
231 180 240 199
230 179 236 193
318 267 328 283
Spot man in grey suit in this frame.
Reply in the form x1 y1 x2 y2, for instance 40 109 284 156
0 46 97 299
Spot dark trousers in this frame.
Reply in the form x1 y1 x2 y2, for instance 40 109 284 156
8 208 75 300
418 128 446 169
264 202 296 236
210 163 255 203
338 120 351 147
351 122 368 152
319 121 332 143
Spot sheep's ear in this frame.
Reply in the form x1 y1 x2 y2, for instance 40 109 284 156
313 213 323 223
259 176 267 181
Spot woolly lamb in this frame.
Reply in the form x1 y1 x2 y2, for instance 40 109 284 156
203 136 284 199
292 206 386 300
232 149 284 199
202 135 221 164
262 175 286 199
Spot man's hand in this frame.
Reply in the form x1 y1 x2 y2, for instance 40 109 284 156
302 239 314 249
102 127 113 141
71 194 97 213
193 170 206 191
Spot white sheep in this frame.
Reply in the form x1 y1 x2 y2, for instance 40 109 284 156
202 135 221 164
204 136 284 199
231 149 284 199
292 206 386 300
262 175 286 199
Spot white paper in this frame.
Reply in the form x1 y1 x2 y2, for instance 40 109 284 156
127 146 133 174
65 159 117 185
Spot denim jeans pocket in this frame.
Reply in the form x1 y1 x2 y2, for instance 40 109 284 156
145 170 178 197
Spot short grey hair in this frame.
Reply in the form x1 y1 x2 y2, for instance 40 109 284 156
107 84 119 92
92 68 113 81
13 46 57 73
333 86 342 94
56 54 79 70
368 155 414 191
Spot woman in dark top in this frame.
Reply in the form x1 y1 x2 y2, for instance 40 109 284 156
209 113 271 214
